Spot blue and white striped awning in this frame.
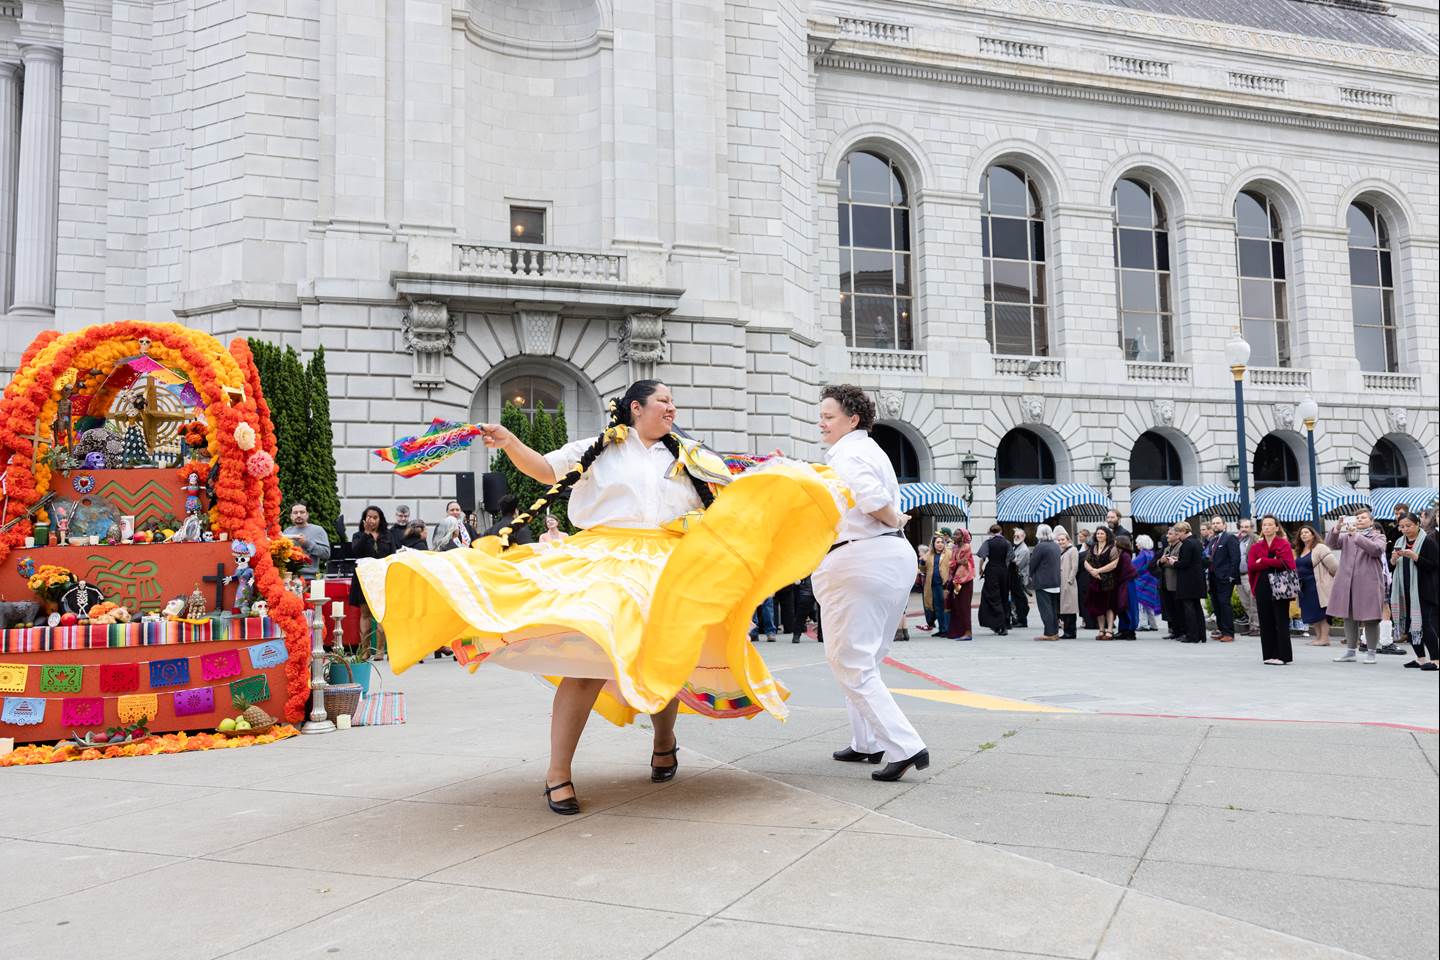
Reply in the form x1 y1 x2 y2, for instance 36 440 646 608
1367 487 1439 517
995 483 1113 523
899 482 969 520
1252 486 1372 522
1131 485 1241 524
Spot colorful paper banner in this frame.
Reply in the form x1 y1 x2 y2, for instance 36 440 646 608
1 697 44 725
200 649 243 681
148 657 190 689
39 665 83 693
61 697 104 726
99 662 141 694
229 674 270 704
116 694 158 726
0 662 27 693
247 640 288 670
172 687 215 717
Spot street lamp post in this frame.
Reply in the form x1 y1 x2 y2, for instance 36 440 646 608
1098 452 1116 500
1298 396 1321 528
961 451 979 505
1343 459 1362 489
1225 331 1252 520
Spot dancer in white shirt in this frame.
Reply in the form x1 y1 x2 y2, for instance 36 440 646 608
811 384 929 781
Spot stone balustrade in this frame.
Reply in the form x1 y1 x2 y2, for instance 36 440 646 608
453 243 627 284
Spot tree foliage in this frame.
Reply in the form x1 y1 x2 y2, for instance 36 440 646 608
489 402 572 537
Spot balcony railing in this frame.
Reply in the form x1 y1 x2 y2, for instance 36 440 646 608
454 243 627 284
1249 367 1309 388
994 356 1063 379
1362 371 1420 392
849 348 925 374
838 17 910 44
1126 361 1191 384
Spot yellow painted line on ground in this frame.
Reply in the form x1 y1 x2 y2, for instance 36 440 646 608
890 688 1077 714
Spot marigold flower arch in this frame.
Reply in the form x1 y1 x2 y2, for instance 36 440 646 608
0 322 311 722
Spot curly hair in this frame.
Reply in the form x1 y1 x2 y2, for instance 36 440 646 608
496 379 715 547
819 384 876 432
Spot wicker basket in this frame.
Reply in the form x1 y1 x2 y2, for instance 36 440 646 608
217 722 275 738
324 683 363 719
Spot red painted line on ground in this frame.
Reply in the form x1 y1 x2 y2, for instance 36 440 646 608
881 656 967 691
881 656 1439 733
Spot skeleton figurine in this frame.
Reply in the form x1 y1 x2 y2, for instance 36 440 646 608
224 540 257 615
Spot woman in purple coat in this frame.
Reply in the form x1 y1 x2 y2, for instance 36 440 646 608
1131 534 1162 631
1328 508 1389 664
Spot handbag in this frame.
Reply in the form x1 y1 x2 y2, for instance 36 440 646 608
1268 568 1301 600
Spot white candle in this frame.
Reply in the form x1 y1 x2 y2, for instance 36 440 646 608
331 601 344 618
336 714 351 730
309 577 325 600
23 537 34 548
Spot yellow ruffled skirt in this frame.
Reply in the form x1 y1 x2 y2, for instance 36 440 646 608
355 462 846 725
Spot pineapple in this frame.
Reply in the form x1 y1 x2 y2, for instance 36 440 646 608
231 694 275 729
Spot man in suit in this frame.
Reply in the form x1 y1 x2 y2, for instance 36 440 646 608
1206 516 1240 642
1166 521 1208 644
1235 518 1259 635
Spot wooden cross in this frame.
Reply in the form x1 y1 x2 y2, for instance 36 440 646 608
111 376 192 449
202 562 229 613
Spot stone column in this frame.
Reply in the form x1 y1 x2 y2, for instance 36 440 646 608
0 60 20 312
11 43 63 316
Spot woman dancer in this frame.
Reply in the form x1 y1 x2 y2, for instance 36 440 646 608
357 380 844 814
811 384 928 781
945 529 975 641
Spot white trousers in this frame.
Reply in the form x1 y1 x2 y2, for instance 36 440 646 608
812 535 926 762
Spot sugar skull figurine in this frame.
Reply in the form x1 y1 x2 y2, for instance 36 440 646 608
250 598 269 619
224 540 256 614
137 335 151 356
84 452 106 470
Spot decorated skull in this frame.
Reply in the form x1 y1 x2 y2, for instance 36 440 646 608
84 452 107 469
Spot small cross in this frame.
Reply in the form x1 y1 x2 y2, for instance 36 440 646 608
202 562 229 613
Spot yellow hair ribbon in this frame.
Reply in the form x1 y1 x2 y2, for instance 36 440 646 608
666 434 734 487
603 424 629 446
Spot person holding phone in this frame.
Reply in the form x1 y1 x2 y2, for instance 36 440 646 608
1329 509 1388 664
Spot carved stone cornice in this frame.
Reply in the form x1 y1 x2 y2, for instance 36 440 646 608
620 312 666 381
402 300 456 390
812 50 1438 145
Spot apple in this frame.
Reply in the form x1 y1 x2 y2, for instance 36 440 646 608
218 718 237 732
59 612 78 626
235 719 252 731
92 731 110 743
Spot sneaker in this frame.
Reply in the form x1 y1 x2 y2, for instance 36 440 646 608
1363 650 1377 664
1377 643 1406 656
766 634 776 643
1333 649 1357 662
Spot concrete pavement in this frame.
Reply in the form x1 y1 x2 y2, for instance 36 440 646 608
1 619 1435 960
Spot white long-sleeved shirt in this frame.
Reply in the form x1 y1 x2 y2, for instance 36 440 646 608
824 429 901 543
543 430 704 530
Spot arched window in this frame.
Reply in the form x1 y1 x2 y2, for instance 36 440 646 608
1234 190 1290 368
1130 431 1183 486
982 165 1047 356
837 151 913 350
871 424 921 484
1369 437 1409 489
1347 201 1397 373
498 373 564 422
1253 434 1300 489
1113 179 1173 362
996 427 1057 491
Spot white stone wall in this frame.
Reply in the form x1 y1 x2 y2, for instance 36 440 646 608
2 0 1436 532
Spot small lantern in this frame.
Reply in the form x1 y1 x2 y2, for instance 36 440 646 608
1225 458 1241 490
1343 458 1362 489
960 451 979 504
1098 453 1116 498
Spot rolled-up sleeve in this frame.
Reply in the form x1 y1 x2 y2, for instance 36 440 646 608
542 437 595 481
835 451 892 514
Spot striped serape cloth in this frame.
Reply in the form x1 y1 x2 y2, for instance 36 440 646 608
354 691 406 726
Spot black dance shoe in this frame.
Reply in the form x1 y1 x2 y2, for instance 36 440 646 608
651 744 680 783
833 747 884 763
872 749 930 782
544 781 580 815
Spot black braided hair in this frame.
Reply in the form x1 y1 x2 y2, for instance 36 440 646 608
498 379 712 546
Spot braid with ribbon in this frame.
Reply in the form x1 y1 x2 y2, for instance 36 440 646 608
497 379 714 547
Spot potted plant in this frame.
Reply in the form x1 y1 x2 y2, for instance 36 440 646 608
326 631 376 696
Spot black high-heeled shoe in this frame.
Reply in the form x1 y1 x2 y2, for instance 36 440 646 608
832 746 884 763
651 745 679 783
544 781 580 815
871 749 930 782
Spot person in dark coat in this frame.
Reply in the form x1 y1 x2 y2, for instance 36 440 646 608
1391 513 1438 670
348 504 396 658
1166 520 1208 644
975 524 1011 636
482 494 535 545
1206 516 1241 642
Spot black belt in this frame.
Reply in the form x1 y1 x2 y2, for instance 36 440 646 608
828 530 904 554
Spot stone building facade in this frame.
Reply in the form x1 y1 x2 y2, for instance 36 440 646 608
2 0 1437 530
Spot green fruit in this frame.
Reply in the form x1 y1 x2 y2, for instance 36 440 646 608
234 719 252 731
218 718 237 732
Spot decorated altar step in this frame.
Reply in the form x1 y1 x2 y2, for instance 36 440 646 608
0 615 277 654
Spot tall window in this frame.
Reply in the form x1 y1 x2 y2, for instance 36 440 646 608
1253 434 1300 489
1347 201 1397 373
1130 431 1183 486
499 374 563 421
996 427 1057 492
837 151 913 350
871 424 921 484
982 165 1047 356
1113 179 1173 362
1234 190 1290 368
1369 437 1409 489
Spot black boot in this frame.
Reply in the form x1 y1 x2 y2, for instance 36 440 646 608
872 749 930 782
